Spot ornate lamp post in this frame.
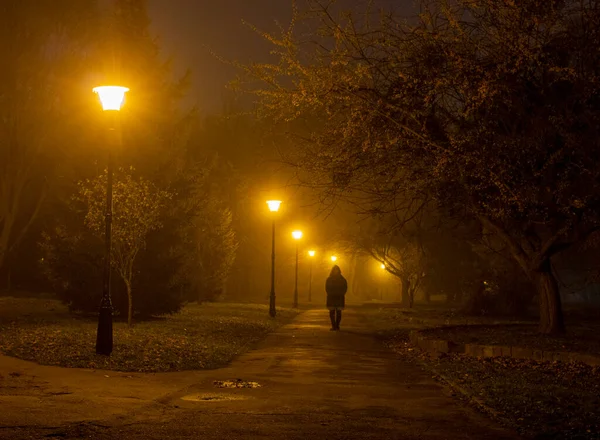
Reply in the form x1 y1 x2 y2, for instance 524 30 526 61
266 200 282 317
291 230 303 308
308 250 315 303
93 85 129 356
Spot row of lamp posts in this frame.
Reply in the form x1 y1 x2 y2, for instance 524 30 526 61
266 200 338 317
91 86 341 355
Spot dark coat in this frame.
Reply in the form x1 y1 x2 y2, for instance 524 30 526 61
326 274 348 308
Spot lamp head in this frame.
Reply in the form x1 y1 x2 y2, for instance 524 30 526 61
331 255 337 262
308 250 316 257
266 200 282 212
292 230 303 240
93 85 129 111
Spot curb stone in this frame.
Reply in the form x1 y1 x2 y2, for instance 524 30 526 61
415 359 524 437
409 328 600 368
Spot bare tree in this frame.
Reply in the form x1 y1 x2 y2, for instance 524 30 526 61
245 0 600 334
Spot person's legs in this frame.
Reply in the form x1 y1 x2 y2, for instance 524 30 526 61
329 310 336 330
335 309 342 330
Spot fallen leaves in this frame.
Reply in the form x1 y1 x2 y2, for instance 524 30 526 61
0 301 299 373
366 307 600 438
213 379 262 388
391 337 600 438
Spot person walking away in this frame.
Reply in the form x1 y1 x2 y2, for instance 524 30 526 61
326 265 347 331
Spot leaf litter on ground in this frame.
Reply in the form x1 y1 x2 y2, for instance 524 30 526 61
363 307 600 439
0 299 299 373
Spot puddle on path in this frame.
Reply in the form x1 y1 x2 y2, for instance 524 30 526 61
180 393 249 402
213 379 262 389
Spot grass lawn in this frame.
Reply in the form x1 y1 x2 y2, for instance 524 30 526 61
0 297 299 372
361 305 600 439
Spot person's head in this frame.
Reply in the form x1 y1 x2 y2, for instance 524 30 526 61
330 265 341 277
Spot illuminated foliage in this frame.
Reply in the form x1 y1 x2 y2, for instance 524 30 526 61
78 168 172 326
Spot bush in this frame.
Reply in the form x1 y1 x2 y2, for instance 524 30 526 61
39 220 186 318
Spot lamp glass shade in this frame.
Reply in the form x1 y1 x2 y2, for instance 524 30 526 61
93 86 129 111
292 230 303 240
266 200 282 212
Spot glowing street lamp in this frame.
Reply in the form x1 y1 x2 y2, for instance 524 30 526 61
308 250 316 302
331 255 337 262
266 200 282 317
292 230 303 308
93 85 129 356
381 263 386 270
93 86 129 111
266 200 282 213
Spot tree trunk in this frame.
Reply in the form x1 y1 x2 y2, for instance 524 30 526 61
126 281 133 327
408 285 415 308
401 279 412 308
536 259 565 335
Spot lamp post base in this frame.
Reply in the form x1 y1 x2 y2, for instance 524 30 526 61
96 306 113 355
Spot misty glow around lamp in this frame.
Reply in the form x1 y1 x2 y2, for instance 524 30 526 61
331 255 337 262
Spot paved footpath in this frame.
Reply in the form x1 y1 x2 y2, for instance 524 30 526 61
0 309 519 439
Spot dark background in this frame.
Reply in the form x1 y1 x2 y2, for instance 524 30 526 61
146 0 418 112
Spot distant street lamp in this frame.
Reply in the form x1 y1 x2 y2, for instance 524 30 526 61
93 85 129 356
381 263 386 270
266 200 282 317
331 255 337 262
291 230 303 308
308 250 315 303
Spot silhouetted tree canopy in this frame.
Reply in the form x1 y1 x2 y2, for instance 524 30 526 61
246 0 600 334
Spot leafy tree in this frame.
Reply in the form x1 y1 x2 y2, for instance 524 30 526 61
78 168 171 325
0 0 95 272
246 0 600 334
168 165 238 303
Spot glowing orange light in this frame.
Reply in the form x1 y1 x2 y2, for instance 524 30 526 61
266 200 282 212
308 250 316 257
93 86 129 111
292 230 303 240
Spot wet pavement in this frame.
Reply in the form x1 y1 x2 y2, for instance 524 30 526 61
0 308 519 439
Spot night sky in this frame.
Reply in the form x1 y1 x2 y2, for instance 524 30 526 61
146 0 417 113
